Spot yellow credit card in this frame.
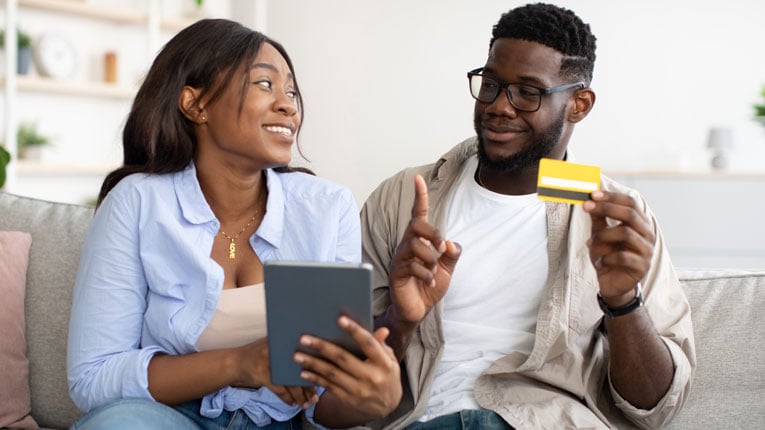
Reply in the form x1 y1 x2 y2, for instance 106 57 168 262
537 158 601 204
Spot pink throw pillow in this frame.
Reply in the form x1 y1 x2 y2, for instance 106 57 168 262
0 231 38 429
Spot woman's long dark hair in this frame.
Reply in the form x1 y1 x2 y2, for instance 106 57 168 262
97 19 307 206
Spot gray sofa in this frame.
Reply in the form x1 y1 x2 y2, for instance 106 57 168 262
1 190 763 429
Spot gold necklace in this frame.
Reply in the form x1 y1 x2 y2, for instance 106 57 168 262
219 214 258 260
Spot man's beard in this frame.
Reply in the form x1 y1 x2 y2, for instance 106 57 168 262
476 105 566 173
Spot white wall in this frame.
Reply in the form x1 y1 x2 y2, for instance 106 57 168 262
265 0 765 205
4 0 765 208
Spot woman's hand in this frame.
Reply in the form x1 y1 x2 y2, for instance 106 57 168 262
297 316 402 421
233 337 318 409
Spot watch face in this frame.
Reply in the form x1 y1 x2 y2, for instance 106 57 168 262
34 33 77 80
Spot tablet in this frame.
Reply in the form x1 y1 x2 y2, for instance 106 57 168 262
264 261 373 386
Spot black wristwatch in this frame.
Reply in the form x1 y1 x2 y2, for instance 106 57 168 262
597 283 643 318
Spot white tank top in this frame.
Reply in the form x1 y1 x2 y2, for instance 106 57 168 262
195 283 267 351
420 155 549 421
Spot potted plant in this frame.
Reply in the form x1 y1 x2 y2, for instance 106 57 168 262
0 145 9 189
17 122 50 160
755 84 765 126
0 28 33 74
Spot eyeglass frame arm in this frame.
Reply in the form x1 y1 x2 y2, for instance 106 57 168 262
466 67 585 102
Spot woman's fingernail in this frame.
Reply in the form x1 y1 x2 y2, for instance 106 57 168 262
338 316 350 327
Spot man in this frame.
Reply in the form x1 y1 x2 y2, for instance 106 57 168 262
361 3 695 429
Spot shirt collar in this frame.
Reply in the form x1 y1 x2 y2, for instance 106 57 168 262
175 162 216 225
431 137 477 184
173 163 285 250
256 168 285 249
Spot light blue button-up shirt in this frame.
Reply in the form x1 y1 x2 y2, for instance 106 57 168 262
67 163 360 425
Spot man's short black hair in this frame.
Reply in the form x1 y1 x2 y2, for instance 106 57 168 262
490 3 597 84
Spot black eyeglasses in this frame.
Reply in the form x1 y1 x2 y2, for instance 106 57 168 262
467 67 584 112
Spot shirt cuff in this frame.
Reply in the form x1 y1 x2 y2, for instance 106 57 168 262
128 345 168 400
610 337 692 423
303 387 330 430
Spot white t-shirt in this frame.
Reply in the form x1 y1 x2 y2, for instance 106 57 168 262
420 155 549 421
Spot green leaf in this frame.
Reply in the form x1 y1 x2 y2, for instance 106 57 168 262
0 28 32 48
0 145 10 189
17 122 50 149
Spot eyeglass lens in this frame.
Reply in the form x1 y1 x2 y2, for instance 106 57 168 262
469 74 541 112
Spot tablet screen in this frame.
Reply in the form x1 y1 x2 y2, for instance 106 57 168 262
264 261 373 386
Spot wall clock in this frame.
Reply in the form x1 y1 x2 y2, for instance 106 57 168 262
34 33 77 80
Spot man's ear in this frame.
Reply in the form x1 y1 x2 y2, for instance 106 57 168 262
568 87 595 124
179 86 206 124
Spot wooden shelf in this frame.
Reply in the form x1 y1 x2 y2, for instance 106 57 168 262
17 0 145 24
15 159 117 175
1 0 216 196
604 169 765 180
160 15 197 33
0 75 136 99
13 0 195 31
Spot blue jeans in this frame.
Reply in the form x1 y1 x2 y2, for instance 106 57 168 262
71 398 302 430
405 409 513 430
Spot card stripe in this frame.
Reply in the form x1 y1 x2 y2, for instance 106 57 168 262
540 176 599 192
537 187 591 202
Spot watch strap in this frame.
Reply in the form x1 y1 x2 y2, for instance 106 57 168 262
597 282 643 318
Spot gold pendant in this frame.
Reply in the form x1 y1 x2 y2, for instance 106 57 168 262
228 240 236 259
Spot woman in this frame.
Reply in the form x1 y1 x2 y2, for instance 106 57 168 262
67 19 401 429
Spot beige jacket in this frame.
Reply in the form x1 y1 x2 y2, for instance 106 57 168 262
360 138 695 430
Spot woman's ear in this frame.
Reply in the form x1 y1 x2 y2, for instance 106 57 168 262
568 87 595 124
179 86 206 124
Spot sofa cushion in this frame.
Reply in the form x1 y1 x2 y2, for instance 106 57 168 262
668 268 765 429
0 231 38 429
0 192 93 429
